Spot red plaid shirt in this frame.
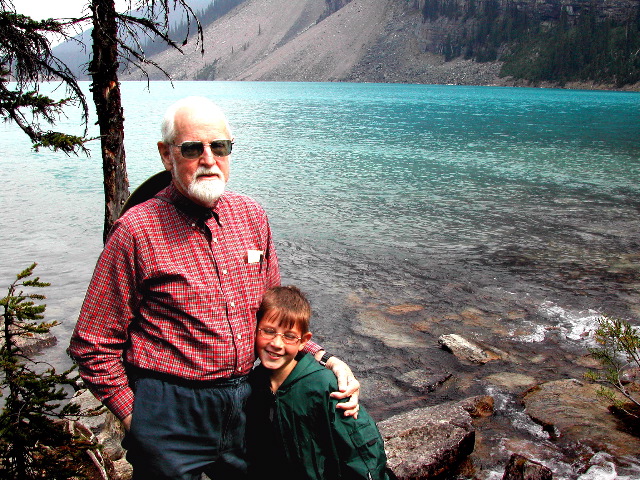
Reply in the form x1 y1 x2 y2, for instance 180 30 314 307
69 184 320 420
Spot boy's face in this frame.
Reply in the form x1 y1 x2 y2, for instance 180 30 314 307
256 312 312 372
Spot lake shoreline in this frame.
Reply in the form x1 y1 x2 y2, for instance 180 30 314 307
3 81 639 479
345 58 640 92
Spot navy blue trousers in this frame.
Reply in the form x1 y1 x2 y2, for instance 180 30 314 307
123 375 250 480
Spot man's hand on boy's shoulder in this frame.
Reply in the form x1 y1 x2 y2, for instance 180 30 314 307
315 352 361 418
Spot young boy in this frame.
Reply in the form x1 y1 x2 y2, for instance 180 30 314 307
245 286 392 480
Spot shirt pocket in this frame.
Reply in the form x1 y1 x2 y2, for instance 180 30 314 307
232 259 268 311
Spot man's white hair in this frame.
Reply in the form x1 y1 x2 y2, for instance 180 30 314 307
161 96 232 143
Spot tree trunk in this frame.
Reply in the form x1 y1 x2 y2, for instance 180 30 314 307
90 0 130 243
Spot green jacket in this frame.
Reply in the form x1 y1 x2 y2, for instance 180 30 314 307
246 353 390 480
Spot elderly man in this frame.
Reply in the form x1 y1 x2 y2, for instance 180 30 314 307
69 97 358 480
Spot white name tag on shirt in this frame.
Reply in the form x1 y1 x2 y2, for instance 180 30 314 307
247 250 264 264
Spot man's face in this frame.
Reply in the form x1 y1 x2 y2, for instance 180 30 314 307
158 107 232 207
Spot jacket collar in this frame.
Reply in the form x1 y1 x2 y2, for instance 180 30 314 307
278 353 323 391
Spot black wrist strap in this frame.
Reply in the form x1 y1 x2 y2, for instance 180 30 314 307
319 352 333 366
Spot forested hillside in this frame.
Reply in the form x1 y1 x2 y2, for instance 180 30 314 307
415 0 640 86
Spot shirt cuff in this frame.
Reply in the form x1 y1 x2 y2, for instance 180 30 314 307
104 387 135 421
302 340 323 356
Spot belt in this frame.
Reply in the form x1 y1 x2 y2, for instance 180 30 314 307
127 366 249 389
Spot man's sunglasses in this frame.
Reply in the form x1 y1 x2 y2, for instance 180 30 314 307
171 140 233 159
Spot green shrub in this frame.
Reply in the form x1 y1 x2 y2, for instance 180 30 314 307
585 315 640 417
0 264 98 479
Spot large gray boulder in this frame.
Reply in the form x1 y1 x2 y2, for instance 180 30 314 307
379 396 493 479
523 379 640 457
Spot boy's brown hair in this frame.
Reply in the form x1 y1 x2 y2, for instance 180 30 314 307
257 286 312 334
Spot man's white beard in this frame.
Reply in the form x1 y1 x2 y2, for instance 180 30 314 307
174 161 227 207
188 176 226 207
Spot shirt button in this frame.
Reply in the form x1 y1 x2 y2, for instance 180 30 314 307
237 334 242 340
212 237 218 243
230 301 235 307
222 269 228 275
191 222 196 227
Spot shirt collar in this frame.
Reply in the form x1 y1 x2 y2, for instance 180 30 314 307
156 182 222 224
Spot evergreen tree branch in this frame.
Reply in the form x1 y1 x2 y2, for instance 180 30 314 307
0 6 92 154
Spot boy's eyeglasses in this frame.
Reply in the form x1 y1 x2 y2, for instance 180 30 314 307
258 328 302 345
171 140 233 159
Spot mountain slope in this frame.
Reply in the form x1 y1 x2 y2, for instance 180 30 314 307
234 0 391 81
121 0 640 88
123 0 503 85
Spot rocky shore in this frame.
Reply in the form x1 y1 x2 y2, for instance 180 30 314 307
347 54 640 92
63 328 640 479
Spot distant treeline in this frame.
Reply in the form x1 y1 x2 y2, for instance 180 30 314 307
420 0 640 86
142 0 247 57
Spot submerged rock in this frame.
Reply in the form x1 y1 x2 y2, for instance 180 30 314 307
501 453 552 480
386 304 425 315
397 369 452 392
484 372 538 392
355 309 429 349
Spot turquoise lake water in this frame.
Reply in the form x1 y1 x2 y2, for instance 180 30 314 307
2 80 639 365
1 81 640 477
